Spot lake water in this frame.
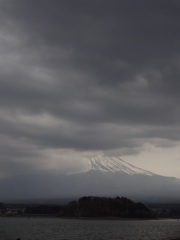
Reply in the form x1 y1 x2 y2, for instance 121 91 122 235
0 217 180 240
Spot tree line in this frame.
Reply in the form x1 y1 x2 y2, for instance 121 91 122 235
25 196 153 218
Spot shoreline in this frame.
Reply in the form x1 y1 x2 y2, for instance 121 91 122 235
0 214 176 221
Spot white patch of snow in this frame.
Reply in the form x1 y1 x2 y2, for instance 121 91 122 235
89 153 154 176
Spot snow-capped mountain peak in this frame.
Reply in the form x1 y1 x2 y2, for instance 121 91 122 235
89 153 154 176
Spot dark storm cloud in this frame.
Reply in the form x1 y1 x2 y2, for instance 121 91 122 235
0 0 180 181
6 0 180 70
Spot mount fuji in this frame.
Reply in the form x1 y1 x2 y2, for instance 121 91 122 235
61 154 180 202
88 153 153 175
1 154 180 202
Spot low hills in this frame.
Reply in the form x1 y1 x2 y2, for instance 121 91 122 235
60 196 153 218
24 196 153 219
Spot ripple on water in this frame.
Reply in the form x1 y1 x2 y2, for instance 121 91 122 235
0 218 180 240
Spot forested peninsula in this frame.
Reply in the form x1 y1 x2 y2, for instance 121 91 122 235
26 196 154 219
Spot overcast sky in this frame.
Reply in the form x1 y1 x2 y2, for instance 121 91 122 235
0 0 180 197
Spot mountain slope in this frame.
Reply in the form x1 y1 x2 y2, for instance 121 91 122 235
1 154 180 202
89 153 154 176
64 154 180 202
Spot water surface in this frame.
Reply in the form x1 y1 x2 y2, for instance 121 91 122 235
0 217 180 240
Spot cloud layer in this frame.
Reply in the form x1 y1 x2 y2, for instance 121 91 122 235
0 0 180 191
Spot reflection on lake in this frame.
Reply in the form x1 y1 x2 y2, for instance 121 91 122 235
0 217 180 240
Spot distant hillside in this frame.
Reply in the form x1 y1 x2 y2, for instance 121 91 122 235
60 196 154 218
62 154 180 202
1 154 180 202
